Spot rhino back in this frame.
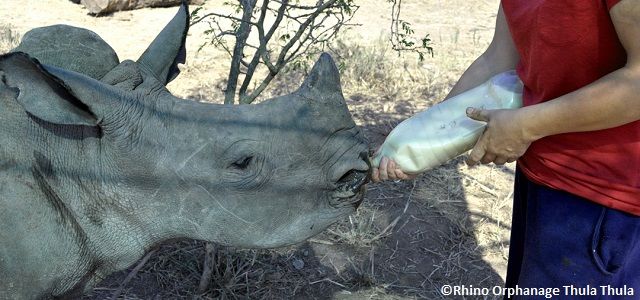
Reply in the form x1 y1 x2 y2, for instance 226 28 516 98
12 25 120 80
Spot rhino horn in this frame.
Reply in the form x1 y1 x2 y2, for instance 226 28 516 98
0 52 123 126
137 0 189 85
296 53 344 102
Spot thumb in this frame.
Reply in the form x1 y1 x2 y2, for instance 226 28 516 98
466 107 491 122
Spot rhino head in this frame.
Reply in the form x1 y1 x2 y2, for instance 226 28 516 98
0 2 368 298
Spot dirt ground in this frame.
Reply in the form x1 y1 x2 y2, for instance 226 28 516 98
1 0 516 299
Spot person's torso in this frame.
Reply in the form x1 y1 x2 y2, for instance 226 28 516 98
502 0 640 215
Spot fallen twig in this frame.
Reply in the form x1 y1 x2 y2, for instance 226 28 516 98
308 238 334 245
198 242 216 294
462 173 499 197
309 278 347 288
111 248 157 300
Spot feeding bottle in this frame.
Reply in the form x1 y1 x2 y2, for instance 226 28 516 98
371 70 523 173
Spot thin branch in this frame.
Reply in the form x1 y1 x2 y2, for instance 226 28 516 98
285 13 331 62
274 0 339 68
258 0 288 74
241 72 276 104
285 5 356 64
239 0 288 101
242 0 340 103
272 0 329 10
111 249 157 300
388 0 433 60
192 12 258 26
202 19 234 57
266 5 315 20
215 31 236 38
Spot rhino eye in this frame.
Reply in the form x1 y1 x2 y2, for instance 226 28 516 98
231 156 253 170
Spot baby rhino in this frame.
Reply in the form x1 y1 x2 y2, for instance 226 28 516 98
0 2 369 299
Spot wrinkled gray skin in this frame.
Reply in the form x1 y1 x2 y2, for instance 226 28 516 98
0 2 369 299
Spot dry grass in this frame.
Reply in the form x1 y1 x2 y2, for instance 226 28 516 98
0 24 20 53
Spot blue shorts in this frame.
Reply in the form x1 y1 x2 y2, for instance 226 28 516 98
504 168 640 299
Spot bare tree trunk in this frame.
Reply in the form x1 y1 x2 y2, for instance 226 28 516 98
224 0 257 105
80 0 204 15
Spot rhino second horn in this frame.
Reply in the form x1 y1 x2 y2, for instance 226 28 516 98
296 53 343 101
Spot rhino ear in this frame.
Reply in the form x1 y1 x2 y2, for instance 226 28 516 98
0 52 98 126
296 53 343 98
137 0 189 85
1 52 126 126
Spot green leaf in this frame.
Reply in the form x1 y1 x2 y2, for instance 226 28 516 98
191 7 203 17
280 33 291 41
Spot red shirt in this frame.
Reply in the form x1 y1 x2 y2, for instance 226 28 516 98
502 0 640 215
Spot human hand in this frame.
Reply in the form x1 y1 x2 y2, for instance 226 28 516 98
465 107 534 166
371 156 417 182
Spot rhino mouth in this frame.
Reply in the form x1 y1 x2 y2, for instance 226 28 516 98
329 184 366 209
330 169 369 209
329 150 371 209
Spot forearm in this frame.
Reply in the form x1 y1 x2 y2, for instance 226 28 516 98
446 4 519 99
521 65 640 141
446 54 502 99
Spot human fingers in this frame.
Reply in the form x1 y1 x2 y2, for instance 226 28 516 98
466 139 486 166
379 156 390 181
387 160 416 180
387 159 399 181
466 107 491 122
396 170 417 180
480 153 496 165
395 168 409 180
494 156 509 165
371 167 380 183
